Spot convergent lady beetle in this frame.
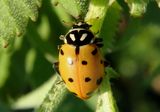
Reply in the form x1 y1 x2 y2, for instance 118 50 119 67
54 22 107 99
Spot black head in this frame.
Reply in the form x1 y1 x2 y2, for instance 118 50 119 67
64 22 94 46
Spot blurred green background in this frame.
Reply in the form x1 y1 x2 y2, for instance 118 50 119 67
0 0 160 112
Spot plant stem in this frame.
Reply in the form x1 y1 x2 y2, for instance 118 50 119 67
96 74 118 112
36 76 68 112
85 0 114 34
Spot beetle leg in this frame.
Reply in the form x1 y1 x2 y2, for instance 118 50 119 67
91 38 103 44
92 38 103 48
55 79 64 85
58 45 62 50
53 62 60 75
95 30 99 35
96 43 103 48
94 38 103 43
104 60 110 67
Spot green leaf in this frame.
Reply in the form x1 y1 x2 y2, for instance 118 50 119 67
55 0 89 19
0 0 41 48
0 51 11 88
100 1 122 51
0 101 9 112
125 0 149 17
156 0 160 7
106 67 119 79
12 76 54 109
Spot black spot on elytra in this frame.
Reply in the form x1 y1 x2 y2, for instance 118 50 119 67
82 60 87 65
91 48 97 55
100 60 103 64
68 78 74 82
85 77 91 82
96 77 103 85
60 49 64 55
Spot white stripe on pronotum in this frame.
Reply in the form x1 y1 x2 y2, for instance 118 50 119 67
70 34 76 41
80 33 87 41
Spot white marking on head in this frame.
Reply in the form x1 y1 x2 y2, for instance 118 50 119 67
77 22 82 26
70 34 76 41
67 57 73 65
80 33 87 41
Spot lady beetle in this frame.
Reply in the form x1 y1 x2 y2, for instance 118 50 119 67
54 22 107 99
